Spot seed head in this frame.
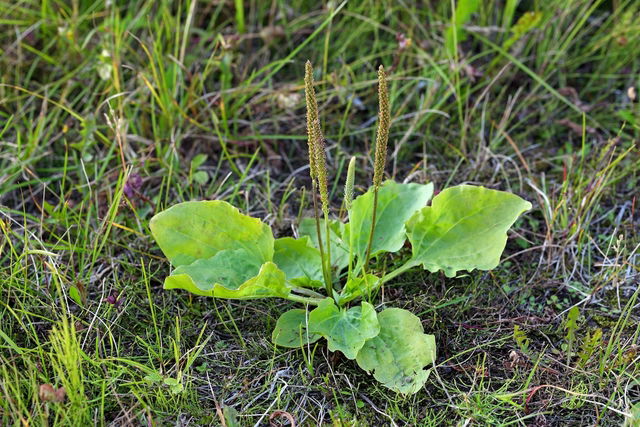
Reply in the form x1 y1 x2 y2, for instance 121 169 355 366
373 65 390 189
344 156 356 211
312 119 329 216
304 61 319 184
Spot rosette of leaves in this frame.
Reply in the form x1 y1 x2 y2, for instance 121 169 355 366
149 62 532 394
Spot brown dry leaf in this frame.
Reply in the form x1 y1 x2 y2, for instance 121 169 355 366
556 119 596 135
558 86 602 112
39 384 66 403
269 410 296 427
504 349 528 370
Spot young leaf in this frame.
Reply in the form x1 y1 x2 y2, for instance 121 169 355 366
299 218 349 271
337 274 380 305
348 180 433 274
165 261 290 299
356 308 436 395
272 309 322 348
150 201 274 267
406 185 532 277
273 237 324 288
308 298 380 360
343 156 356 210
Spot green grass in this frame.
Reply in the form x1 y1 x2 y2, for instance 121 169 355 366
1 0 639 425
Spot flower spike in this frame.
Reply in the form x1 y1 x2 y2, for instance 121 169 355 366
373 65 390 189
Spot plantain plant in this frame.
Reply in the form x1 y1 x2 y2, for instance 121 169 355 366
149 62 532 394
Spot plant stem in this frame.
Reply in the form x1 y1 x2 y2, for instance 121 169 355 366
291 287 324 299
363 188 379 268
286 293 324 306
311 186 331 296
380 259 417 285
323 212 333 299
347 241 354 282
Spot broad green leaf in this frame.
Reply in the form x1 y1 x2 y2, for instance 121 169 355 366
356 308 436 395
406 185 532 277
272 309 322 348
273 237 323 288
348 180 433 274
212 262 289 299
164 377 184 394
165 248 261 295
181 248 259 288
299 218 349 271
626 402 640 427
337 274 380 305
309 298 379 360
503 11 543 51
164 272 215 296
144 372 163 383
223 406 241 427
165 261 290 299
444 0 480 57
190 153 208 169
192 170 209 185
69 285 85 306
150 200 273 267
